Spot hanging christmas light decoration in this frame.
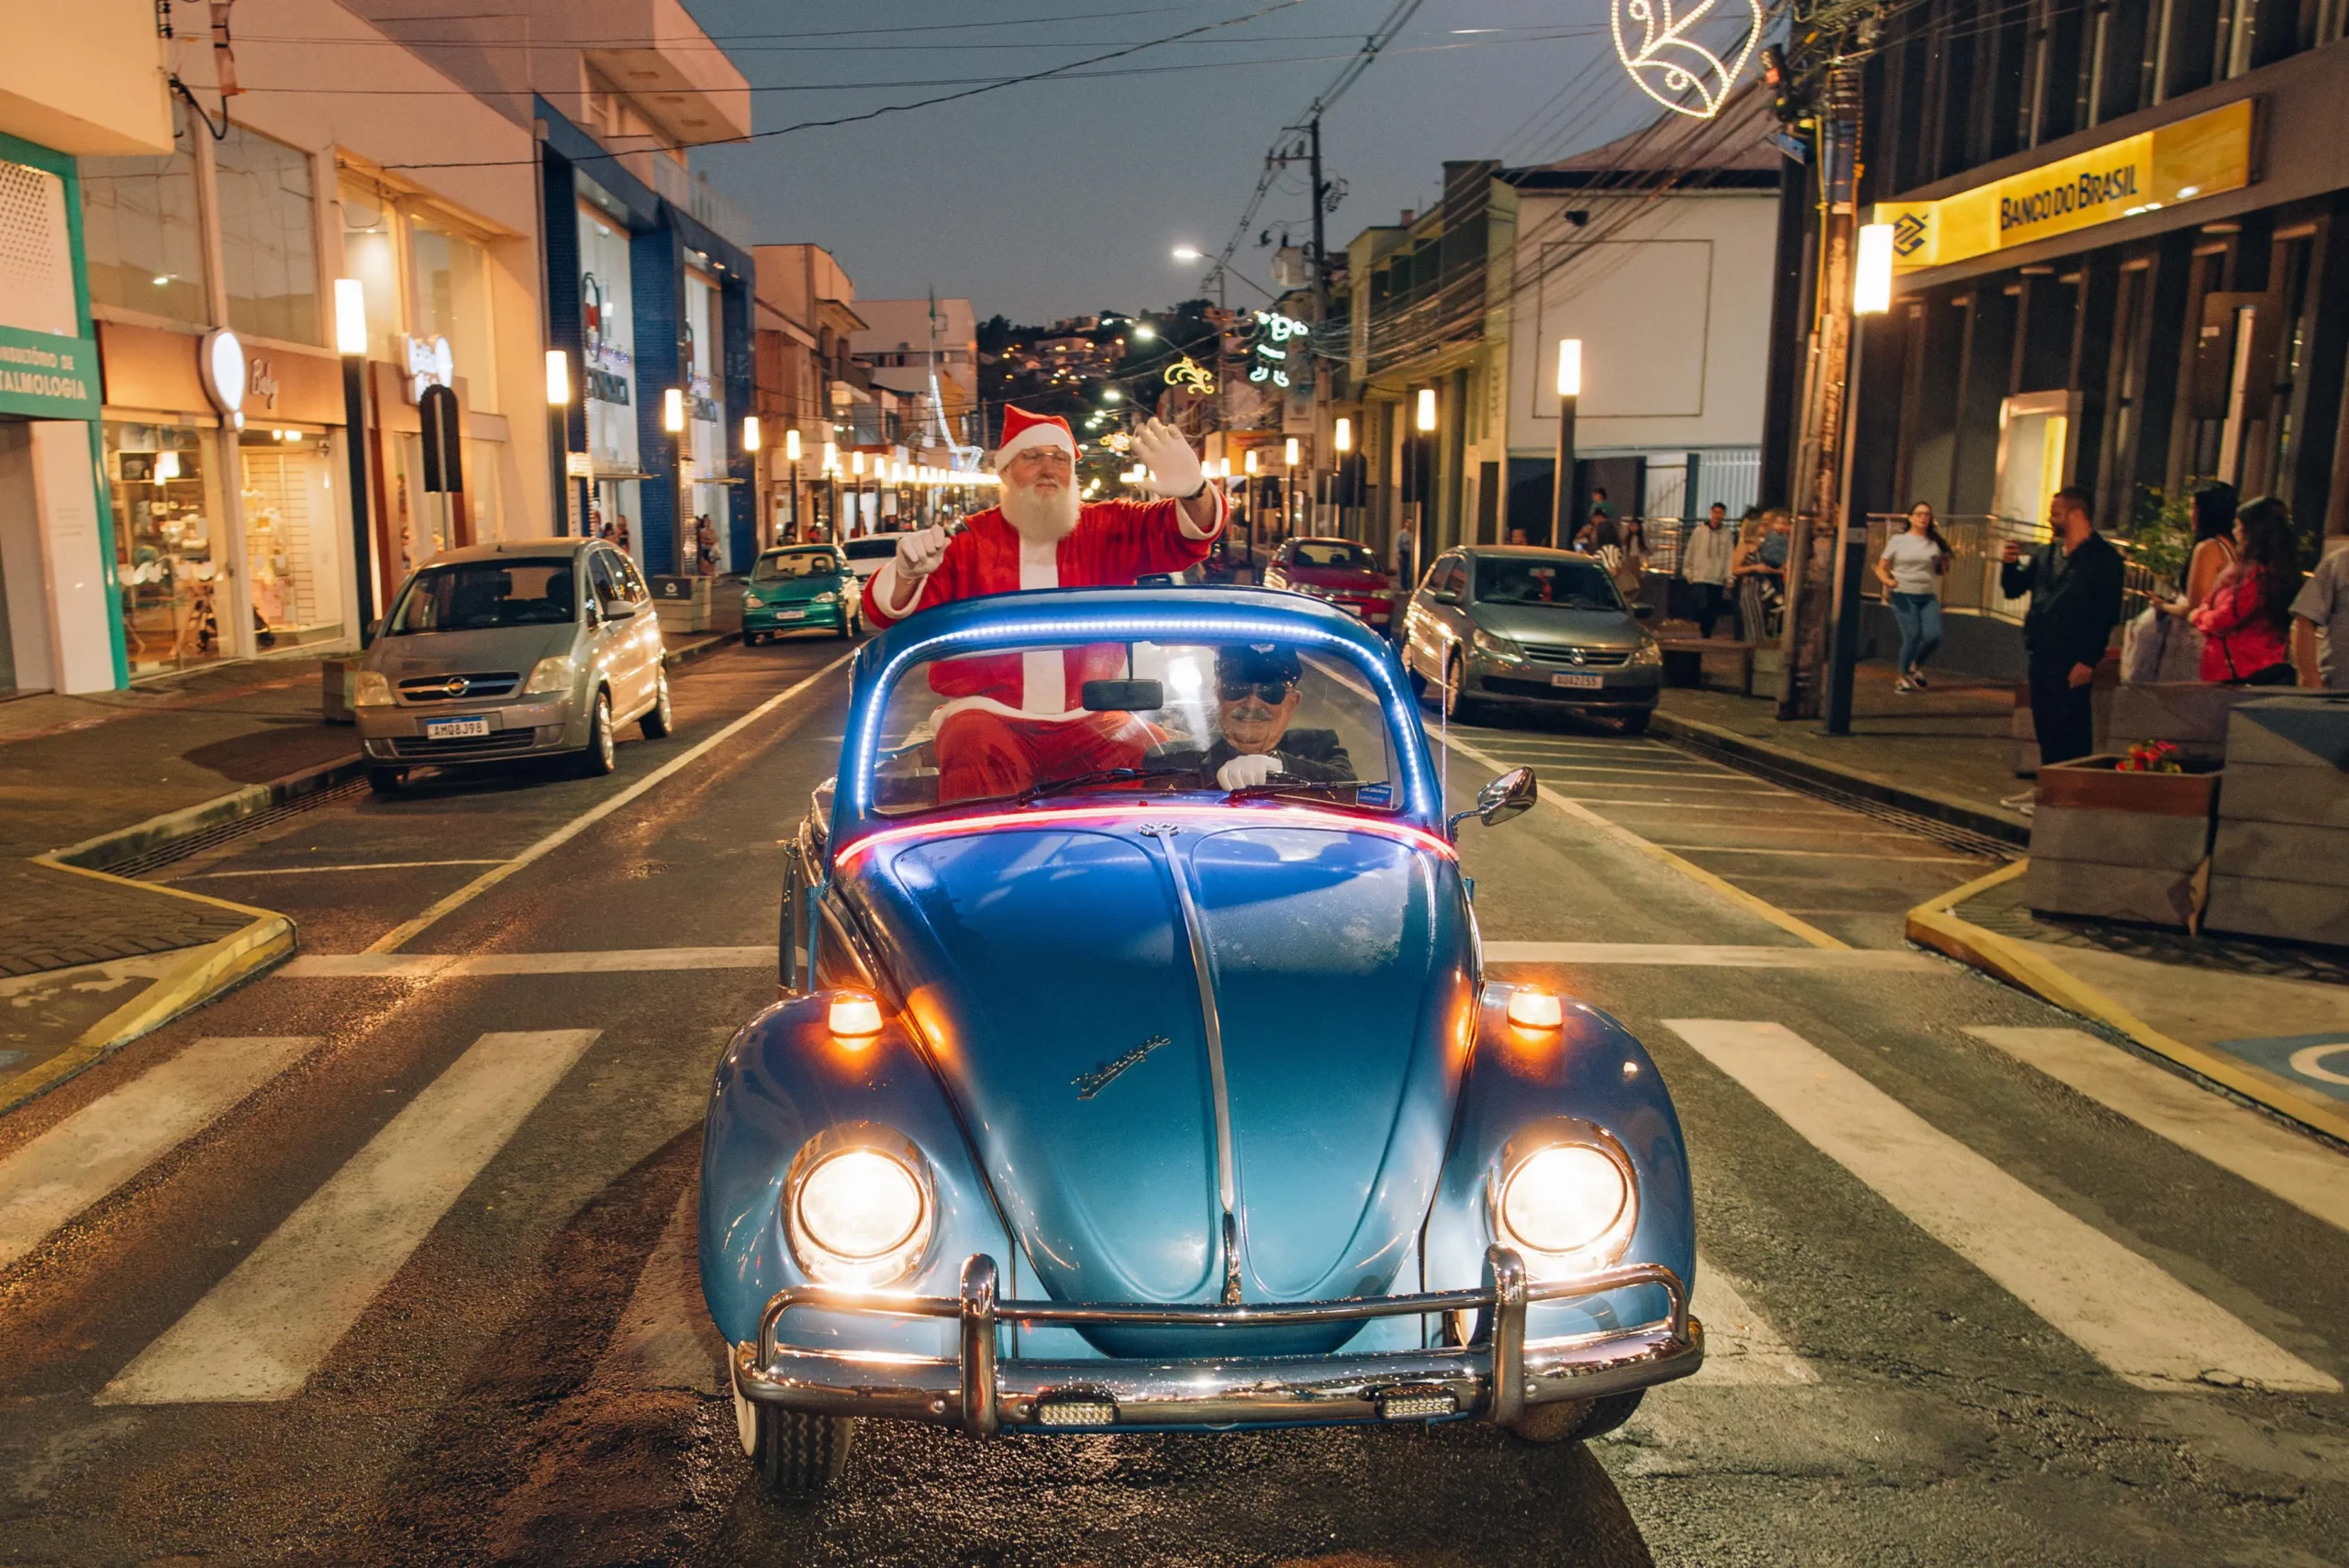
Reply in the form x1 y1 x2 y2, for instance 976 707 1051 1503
1610 0 1759 120
1163 355 1216 395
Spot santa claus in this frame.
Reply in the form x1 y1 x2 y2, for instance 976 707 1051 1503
863 406 1227 804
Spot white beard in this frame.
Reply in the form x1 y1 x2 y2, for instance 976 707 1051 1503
1001 480 1079 543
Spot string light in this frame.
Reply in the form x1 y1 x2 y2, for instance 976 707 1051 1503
1610 0 1759 120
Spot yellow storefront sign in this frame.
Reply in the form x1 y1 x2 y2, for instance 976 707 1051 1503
1876 99 2255 272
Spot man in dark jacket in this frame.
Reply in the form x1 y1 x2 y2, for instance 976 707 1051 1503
2000 485 2123 770
1152 643 1354 788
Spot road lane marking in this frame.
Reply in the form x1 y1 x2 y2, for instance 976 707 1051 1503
1549 796 1850 814
170 860 507 880
0 1037 319 1273
1665 1019 2339 1393
365 652 852 953
1485 942 1935 970
1688 1258 1819 1385
99 1029 600 1404
1649 844 1984 864
284 947 772 979
1965 1027 2349 1234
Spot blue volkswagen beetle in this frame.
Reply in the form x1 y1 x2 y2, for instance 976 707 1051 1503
701 586 1702 1496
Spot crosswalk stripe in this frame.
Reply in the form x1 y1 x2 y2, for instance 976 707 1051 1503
0 1037 319 1273
97 1029 599 1405
1688 1257 1819 1385
1965 1027 2349 1234
1664 1019 2340 1394
284 948 771 979
1649 843 1984 865
1483 941 1934 970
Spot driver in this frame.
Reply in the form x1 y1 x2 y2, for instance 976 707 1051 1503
1156 643 1353 788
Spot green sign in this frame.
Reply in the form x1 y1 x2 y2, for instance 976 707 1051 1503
0 324 101 420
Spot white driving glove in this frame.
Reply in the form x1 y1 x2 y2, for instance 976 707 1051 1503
1217 752 1281 789
893 526 951 583
1132 417 1206 498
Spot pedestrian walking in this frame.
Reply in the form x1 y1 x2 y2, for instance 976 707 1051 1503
695 515 719 576
2000 485 2124 770
2190 495 2300 685
1731 508 1787 643
1614 514 1649 596
1395 516 1419 591
2290 542 2349 689
1876 501 1950 692
1679 502 1735 638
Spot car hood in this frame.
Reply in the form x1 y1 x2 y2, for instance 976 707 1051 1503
365 622 577 677
748 576 842 602
1469 600 1641 648
848 814 1469 1355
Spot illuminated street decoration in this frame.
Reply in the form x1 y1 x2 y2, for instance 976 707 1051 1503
1610 0 1758 120
1163 355 1216 395
1244 310 1309 389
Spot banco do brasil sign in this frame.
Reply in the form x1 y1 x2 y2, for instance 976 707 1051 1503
1876 99 2254 273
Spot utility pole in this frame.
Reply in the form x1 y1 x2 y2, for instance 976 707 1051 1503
1776 61 1863 721
1308 117 1331 533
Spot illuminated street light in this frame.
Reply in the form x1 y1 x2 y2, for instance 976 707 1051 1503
1132 323 1157 340
334 280 368 357
1284 438 1298 469
1334 417 1353 453
742 415 762 451
662 387 685 434
1555 339 1583 398
1854 223 1895 315
1415 387 1438 432
1553 339 1584 546
1172 245 1202 261
785 428 802 462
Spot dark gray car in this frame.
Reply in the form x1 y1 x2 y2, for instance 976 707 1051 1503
1400 546 1662 732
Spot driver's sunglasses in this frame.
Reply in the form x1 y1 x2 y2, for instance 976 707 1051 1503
1219 680 1295 705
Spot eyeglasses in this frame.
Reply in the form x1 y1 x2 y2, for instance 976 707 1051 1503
1219 681 1295 705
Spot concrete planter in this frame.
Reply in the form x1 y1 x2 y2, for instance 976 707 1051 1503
651 573 714 634
2205 695 2349 946
2023 754 2220 927
320 654 362 725
2106 682 2265 764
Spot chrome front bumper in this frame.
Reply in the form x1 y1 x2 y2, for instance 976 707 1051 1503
732 1246 1701 1434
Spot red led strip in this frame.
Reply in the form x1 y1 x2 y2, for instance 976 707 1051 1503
834 802 1455 870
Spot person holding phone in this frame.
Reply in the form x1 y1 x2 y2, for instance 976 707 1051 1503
2000 486 2123 770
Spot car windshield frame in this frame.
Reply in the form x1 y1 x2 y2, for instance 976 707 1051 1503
1291 540 1378 572
1471 556 1622 611
384 556 579 633
752 549 841 582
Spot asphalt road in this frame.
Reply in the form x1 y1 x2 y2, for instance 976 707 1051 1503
1 642 2343 1568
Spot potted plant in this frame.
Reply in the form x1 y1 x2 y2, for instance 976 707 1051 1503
2023 741 2221 928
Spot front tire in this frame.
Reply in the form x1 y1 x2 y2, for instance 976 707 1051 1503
745 629 766 647
639 673 674 739
1442 654 1479 726
366 765 404 795
574 690 617 777
1619 708 1653 736
1509 1389 1645 1445
736 1388 854 1498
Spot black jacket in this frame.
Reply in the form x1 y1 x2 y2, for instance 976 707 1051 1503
2000 532 2124 671
1151 728 1354 784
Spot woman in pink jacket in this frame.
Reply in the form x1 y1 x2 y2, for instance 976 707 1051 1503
2190 496 2301 684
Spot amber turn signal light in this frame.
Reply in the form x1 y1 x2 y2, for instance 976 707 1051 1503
1506 988 1564 1030
829 993 884 1042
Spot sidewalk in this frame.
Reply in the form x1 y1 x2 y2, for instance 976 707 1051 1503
0 630 740 1111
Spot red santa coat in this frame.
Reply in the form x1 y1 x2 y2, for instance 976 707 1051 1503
862 495 1225 718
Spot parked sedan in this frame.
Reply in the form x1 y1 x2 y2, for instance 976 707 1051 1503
1401 547 1662 732
353 538 672 792
839 533 903 591
1262 537 1399 630
743 544 862 642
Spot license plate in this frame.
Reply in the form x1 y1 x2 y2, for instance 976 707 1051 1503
1550 673 1604 690
426 716 491 740
778 608 807 620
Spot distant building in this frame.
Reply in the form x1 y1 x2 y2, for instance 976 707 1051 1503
851 297 979 456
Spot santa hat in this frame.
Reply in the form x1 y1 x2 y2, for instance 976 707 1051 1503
992 406 1076 470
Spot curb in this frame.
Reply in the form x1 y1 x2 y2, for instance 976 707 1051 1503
663 631 740 672
1653 707 2031 847
1906 861 2349 1144
49 753 367 873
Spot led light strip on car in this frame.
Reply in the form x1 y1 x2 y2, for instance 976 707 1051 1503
834 803 1457 871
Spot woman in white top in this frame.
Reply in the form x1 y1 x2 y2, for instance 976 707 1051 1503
1876 502 1949 693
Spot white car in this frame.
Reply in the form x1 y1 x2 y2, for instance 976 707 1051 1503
839 534 904 587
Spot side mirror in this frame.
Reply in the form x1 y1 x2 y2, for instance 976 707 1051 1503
604 599 635 619
1426 589 1459 606
1632 603 1656 620
1448 765 1537 836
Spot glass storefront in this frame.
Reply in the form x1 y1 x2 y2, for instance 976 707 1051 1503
578 194 642 566
105 421 226 673
214 123 320 347
410 213 497 413
684 268 728 572
77 103 206 328
238 427 343 650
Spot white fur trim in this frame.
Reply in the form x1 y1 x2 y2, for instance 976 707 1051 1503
1017 537 1062 710
873 559 928 620
992 420 1077 469
937 695 1088 725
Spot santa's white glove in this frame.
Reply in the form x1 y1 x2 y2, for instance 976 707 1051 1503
1132 417 1206 498
892 525 951 583
1217 752 1282 789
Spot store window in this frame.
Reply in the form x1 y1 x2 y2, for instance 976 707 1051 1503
239 428 344 651
105 422 228 673
577 194 640 564
685 268 728 571
340 180 404 364
78 103 206 328
409 214 497 413
216 123 320 346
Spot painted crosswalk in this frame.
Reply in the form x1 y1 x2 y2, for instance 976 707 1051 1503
99 1029 599 1404
1666 1019 2340 1394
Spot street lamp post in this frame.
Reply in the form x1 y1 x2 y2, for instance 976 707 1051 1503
333 279 378 644
1551 339 1581 549
785 428 802 542
545 350 577 536
742 415 763 550
1824 222 1895 736
663 386 687 574
1284 437 1299 544
1333 415 1353 539
821 441 840 540
1414 386 1437 554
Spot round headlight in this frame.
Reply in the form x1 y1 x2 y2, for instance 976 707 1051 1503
1498 1144 1628 1258
794 1148 924 1263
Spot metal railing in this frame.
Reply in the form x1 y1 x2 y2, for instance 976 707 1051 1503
1857 515 2165 624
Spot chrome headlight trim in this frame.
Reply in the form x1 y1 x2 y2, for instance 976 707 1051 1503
1471 627 1520 660
1629 639 1664 666
523 654 578 695
783 1122 937 1288
1488 1119 1640 1278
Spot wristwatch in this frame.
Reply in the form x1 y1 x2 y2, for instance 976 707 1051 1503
1178 477 1213 501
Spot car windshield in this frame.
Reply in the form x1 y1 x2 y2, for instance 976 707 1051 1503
387 559 576 632
868 636 1402 817
842 537 900 561
753 550 838 581
1474 557 1620 610
1293 540 1378 571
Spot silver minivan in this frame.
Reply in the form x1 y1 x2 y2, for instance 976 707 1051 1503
352 538 673 792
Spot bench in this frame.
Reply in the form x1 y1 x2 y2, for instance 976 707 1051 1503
1653 637 1760 696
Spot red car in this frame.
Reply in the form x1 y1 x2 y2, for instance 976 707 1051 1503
1262 538 1398 628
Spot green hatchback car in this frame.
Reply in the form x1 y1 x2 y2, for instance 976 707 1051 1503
743 544 862 643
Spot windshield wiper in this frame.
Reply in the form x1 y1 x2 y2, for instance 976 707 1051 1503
1014 765 1195 804
1224 777 1359 802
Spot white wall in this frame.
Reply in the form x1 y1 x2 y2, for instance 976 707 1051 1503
1508 190 1777 456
